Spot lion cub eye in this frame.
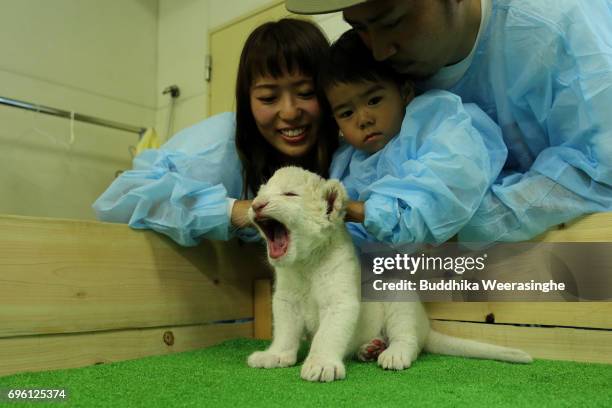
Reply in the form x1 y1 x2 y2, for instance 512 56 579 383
283 192 299 197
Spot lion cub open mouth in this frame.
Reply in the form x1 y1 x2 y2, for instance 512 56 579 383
247 166 532 382
254 217 290 259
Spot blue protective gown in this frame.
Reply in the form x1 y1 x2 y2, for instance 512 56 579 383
330 90 508 245
93 112 260 246
426 0 612 242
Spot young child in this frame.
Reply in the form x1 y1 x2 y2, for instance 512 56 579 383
322 30 508 246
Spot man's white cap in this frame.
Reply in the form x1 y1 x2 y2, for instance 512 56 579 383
285 0 369 15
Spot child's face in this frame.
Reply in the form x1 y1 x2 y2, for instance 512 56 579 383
326 79 410 154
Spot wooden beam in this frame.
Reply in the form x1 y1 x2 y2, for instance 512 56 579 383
431 320 612 364
254 279 273 339
425 302 612 329
0 322 252 377
0 215 271 338
535 212 612 242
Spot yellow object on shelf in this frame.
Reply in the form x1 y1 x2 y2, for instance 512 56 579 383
135 128 160 155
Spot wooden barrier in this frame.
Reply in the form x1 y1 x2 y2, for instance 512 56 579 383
1 213 610 377
0 215 272 376
426 213 612 363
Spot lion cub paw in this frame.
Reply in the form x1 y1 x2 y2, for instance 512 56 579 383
377 344 418 370
247 350 297 368
301 356 346 382
357 337 387 362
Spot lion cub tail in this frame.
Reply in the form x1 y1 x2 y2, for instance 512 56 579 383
424 330 533 363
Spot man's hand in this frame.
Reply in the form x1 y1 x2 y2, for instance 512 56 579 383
345 200 365 223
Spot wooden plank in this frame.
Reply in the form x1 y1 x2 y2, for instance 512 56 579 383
0 322 253 377
422 213 612 330
254 279 273 340
425 302 612 329
0 215 271 337
431 320 612 364
535 212 612 242
250 295 612 349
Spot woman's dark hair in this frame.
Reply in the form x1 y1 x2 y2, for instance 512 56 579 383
319 29 407 92
235 18 338 198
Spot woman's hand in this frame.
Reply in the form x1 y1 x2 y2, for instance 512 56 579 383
345 200 365 223
231 200 253 228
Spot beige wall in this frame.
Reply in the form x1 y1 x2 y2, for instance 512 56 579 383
314 11 352 42
0 0 349 221
0 0 158 220
155 0 209 141
154 0 284 139
209 0 272 29
157 0 349 138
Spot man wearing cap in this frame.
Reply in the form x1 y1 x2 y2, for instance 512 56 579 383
287 0 612 242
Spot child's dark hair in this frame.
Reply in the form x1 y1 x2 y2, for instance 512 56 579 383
319 29 407 92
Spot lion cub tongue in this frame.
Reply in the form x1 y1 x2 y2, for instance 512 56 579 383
268 223 289 259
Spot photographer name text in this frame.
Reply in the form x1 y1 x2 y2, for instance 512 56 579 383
373 279 565 293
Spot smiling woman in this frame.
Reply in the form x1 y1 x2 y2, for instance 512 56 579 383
234 19 338 203
93 19 338 246
249 74 320 159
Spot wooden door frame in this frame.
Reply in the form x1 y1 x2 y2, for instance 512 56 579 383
207 0 309 117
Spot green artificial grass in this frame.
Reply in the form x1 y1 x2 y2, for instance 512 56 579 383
1 338 611 407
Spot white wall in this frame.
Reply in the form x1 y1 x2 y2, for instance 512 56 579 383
154 0 277 139
156 0 209 140
208 0 349 36
0 0 158 220
314 12 352 43
209 0 273 29
0 0 349 220
156 0 350 140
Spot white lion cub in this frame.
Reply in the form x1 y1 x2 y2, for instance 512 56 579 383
247 167 531 382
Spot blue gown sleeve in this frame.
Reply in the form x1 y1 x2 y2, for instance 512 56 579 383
361 91 507 244
459 1 612 242
92 112 249 246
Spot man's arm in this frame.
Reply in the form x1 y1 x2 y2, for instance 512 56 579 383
459 2 612 242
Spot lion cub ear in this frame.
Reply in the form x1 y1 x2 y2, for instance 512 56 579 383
322 179 347 221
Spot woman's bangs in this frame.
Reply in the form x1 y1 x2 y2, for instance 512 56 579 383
247 38 314 82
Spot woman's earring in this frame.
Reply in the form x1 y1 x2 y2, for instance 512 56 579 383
339 130 344 138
